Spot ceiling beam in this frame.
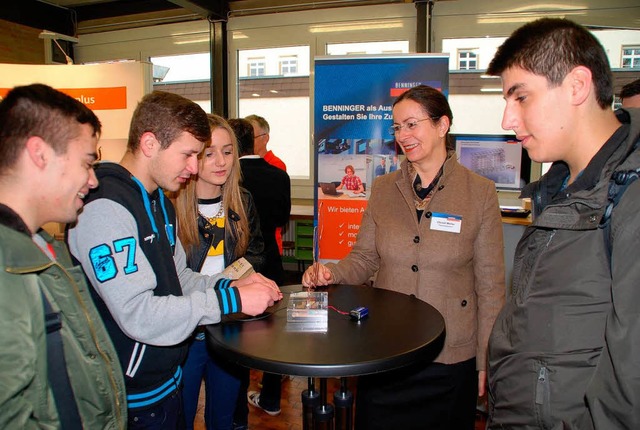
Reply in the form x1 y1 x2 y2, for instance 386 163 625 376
73 0 181 21
0 0 75 37
228 0 409 17
167 0 229 20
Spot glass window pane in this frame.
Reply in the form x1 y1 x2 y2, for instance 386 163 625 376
150 53 212 113
238 46 310 179
150 53 211 83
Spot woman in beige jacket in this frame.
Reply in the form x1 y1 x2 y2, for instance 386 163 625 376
303 85 505 430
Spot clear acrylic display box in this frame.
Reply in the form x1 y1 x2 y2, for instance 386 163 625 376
286 291 328 331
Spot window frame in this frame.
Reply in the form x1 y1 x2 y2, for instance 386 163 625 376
248 57 267 76
279 56 299 75
621 45 640 69
458 49 478 70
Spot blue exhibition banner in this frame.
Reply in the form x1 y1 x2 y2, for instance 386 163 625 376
314 54 449 260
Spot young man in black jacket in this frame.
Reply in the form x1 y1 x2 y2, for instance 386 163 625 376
67 92 281 429
487 18 640 429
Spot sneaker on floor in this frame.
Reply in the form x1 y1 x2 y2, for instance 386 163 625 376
247 391 281 416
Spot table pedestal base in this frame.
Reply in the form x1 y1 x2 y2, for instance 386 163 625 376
306 377 353 430
314 403 335 430
333 378 353 430
314 378 334 430
302 377 321 430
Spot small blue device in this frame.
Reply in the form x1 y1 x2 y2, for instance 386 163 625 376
349 306 369 321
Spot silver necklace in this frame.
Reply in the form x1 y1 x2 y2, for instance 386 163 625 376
199 198 224 221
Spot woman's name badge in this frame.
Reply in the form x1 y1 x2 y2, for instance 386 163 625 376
430 212 462 233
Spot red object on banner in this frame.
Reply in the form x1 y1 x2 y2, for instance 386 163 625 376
318 199 366 260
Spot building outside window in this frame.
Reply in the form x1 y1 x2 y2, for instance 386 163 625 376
458 49 477 70
326 41 409 56
279 56 298 75
621 46 640 68
248 58 266 76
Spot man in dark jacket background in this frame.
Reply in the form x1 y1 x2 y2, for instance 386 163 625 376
486 18 640 429
229 118 291 425
229 118 291 286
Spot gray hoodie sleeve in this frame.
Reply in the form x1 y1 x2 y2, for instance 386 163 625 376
68 198 225 346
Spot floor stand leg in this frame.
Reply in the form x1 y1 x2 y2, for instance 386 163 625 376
333 377 353 430
302 377 320 430
313 378 334 430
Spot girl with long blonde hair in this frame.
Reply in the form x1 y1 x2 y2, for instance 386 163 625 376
175 113 264 430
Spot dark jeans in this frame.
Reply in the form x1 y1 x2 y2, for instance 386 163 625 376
233 371 283 425
355 357 478 430
233 368 251 426
182 339 242 430
129 388 185 430
257 372 282 411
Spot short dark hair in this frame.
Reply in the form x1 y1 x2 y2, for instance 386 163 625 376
228 118 255 156
487 18 613 109
128 91 210 151
392 84 453 149
0 83 101 174
620 79 640 101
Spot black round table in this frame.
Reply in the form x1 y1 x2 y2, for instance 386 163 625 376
206 284 445 378
206 284 445 430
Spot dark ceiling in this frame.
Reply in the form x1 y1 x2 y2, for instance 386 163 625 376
2 0 411 37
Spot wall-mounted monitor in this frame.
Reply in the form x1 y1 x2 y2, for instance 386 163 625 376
452 134 531 191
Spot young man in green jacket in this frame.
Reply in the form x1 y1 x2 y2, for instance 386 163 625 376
0 84 127 429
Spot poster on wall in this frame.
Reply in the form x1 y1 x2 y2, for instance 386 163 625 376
314 54 449 261
0 61 152 162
